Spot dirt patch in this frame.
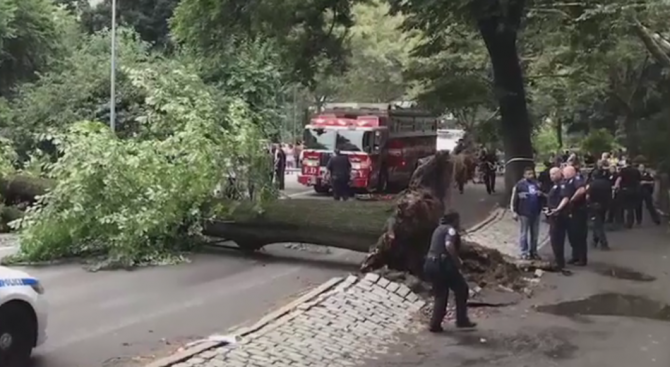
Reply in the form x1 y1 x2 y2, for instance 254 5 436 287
535 293 670 321
460 240 529 290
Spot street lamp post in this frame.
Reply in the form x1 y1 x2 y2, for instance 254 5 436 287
110 0 117 132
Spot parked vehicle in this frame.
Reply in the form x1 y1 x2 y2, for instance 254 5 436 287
0 266 48 366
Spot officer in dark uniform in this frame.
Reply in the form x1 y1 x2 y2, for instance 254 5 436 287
588 169 612 250
545 167 568 271
606 165 622 225
615 161 641 228
562 165 588 266
638 164 661 225
326 149 352 201
480 149 497 194
423 211 476 332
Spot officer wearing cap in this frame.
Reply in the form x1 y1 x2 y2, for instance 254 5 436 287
423 211 476 332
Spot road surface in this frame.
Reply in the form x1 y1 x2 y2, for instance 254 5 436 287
0 176 500 367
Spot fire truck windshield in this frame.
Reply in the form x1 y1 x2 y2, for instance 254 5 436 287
303 128 369 152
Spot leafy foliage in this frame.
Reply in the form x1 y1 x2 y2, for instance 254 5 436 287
171 0 356 87
580 128 615 156
0 0 72 96
8 63 273 268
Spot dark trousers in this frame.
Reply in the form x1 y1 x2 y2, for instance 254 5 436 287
483 171 496 194
591 206 608 248
332 177 350 201
636 190 660 224
457 180 465 194
274 167 285 190
549 217 567 269
424 258 469 327
620 188 639 228
568 211 588 263
607 193 623 225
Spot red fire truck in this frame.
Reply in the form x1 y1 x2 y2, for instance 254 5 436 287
298 103 439 194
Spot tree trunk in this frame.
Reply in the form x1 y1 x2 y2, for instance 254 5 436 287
207 150 458 274
0 174 55 205
475 0 534 203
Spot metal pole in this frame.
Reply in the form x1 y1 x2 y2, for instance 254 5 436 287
110 0 117 132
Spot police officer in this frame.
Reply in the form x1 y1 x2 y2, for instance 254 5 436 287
588 168 612 250
326 149 352 201
562 165 588 266
615 161 641 228
480 149 497 195
606 165 622 225
423 211 476 332
638 164 661 225
546 167 568 271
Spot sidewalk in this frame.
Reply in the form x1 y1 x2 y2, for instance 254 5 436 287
362 223 670 367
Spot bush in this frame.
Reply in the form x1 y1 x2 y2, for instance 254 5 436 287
6 63 274 269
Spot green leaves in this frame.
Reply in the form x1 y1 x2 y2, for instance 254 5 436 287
10 62 274 268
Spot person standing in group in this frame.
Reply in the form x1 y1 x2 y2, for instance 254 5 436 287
326 149 352 201
284 144 295 173
561 165 589 266
546 167 569 272
294 142 303 169
423 211 476 332
606 165 622 226
588 168 612 250
510 167 544 260
273 143 287 190
615 160 641 228
538 161 553 194
638 164 661 225
480 148 497 194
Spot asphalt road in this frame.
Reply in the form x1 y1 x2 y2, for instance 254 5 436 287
0 174 500 367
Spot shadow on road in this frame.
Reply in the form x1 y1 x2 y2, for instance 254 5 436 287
199 243 362 273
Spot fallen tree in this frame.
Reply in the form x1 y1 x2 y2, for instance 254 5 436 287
4 150 533 288
205 149 528 286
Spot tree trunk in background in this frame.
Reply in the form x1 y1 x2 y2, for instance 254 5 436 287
476 0 534 203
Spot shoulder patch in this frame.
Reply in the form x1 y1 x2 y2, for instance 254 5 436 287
448 228 456 236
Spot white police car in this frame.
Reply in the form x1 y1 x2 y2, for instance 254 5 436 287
0 265 48 366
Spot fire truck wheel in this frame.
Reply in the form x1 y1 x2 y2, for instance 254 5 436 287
313 184 330 194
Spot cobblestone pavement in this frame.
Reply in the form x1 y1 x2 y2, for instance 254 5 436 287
466 209 549 258
169 273 425 367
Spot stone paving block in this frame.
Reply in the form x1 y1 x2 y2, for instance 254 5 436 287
174 275 427 367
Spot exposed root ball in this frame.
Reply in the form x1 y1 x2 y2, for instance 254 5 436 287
460 240 526 290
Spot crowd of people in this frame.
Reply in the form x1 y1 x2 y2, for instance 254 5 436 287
512 151 661 271
425 150 664 333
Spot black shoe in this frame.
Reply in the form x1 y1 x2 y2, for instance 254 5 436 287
573 261 587 266
456 320 477 329
560 269 573 276
567 259 579 265
530 253 542 260
429 325 444 333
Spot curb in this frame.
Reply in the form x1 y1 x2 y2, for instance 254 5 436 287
467 206 504 234
144 277 345 367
